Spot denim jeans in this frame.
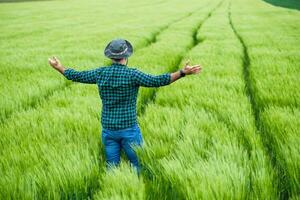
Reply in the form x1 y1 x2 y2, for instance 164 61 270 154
101 123 143 172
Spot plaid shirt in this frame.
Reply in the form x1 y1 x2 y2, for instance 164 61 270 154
63 63 171 130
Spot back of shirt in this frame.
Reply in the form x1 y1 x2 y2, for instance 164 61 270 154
63 63 171 130
97 64 139 130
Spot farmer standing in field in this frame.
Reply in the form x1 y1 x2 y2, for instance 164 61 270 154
48 39 201 172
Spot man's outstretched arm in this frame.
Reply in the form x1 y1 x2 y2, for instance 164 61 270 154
48 56 99 84
133 61 202 87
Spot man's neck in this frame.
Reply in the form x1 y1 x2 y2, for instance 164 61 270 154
113 59 127 65
113 62 126 65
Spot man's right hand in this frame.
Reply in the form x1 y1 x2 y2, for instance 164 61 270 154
182 61 202 75
170 61 202 83
48 56 62 69
48 56 65 74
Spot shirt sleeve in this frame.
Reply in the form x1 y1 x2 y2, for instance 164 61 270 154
63 68 100 84
132 69 171 87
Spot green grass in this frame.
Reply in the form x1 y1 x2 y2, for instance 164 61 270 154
0 0 299 199
231 0 300 197
138 2 277 198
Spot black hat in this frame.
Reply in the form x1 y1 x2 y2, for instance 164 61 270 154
104 39 133 59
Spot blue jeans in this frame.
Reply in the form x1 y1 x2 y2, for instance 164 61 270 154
101 123 143 172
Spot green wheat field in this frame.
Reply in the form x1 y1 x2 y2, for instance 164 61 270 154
0 0 299 199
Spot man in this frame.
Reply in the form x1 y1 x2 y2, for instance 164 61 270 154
48 38 201 172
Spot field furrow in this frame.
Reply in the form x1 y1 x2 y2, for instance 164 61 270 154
230 0 300 198
138 4 208 52
138 1 277 199
228 2 289 198
138 0 223 116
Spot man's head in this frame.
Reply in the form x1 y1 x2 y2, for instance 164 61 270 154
104 39 133 65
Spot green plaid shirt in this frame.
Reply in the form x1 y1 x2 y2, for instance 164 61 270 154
63 63 171 130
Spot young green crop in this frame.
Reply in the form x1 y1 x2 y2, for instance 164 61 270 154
0 0 216 198
0 0 197 123
138 1 277 199
93 163 145 200
0 0 299 199
231 0 300 197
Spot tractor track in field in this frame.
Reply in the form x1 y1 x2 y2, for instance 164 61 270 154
228 3 289 199
136 5 210 116
139 1 219 51
139 0 223 116
138 1 224 199
139 6 199 51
